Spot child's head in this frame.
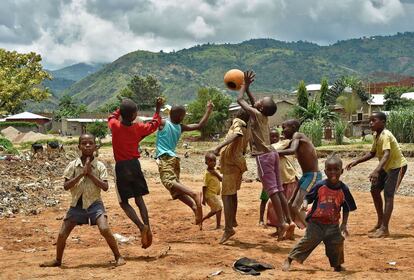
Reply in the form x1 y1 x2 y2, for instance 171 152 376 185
254 97 277 116
369 111 386 132
282 119 300 139
236 108 250 123
324 154 343 185
170 105 186 124
120 98 138 123
205 152 217 169
270 129 280 144
78 133 96 157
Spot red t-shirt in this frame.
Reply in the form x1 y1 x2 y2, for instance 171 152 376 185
108 109 161 162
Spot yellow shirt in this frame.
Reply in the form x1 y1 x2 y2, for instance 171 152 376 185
250 109 272 155
370 129 408 172
220 118 249 174
63 157 108 209
272 140 299 184
204 171 221 198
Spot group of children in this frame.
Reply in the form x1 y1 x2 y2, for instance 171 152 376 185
41 71 408 273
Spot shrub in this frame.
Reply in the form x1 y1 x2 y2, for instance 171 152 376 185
387 109 414 143
0 122 37 128
334 120 347 145
0 137 18 154
300 119 323 147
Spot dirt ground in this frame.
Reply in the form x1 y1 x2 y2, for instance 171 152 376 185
0 147 414 280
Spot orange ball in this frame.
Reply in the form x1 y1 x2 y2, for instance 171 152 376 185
224 69 244 90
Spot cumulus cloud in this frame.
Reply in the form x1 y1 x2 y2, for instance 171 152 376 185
0 0 413 69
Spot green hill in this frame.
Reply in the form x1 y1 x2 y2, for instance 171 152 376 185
61 32 414 109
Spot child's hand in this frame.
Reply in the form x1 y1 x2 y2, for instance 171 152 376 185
345 161 356 171
155 97 164 111
369 170 379 185
300 200 308 211
213 147 220 156
206 100 214 111
340 224 349 238
83 157 91 176
244 70 255 86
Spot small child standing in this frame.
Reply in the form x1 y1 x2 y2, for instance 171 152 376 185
237 70 292 240
201 152 223 229
40 134 125 267
108 97 163 249
283 155 357 272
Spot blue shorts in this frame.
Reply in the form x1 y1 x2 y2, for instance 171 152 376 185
299 172 322 192
64 200 106 226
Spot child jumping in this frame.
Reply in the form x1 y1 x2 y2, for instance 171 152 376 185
237 70 292 241
346 111 407 238
155 101 214 226
201 152 223 229
213 109 250 243
277 119 322 228
108 97 163 249
40 134 125 267
283 154 357 272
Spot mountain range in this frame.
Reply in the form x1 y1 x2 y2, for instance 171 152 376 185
33 32 414 110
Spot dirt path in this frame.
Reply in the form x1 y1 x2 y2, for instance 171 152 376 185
0 151 413 279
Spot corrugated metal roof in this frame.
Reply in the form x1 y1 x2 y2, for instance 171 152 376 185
6 112 51 120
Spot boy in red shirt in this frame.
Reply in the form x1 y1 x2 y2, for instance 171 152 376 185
108 97 163 249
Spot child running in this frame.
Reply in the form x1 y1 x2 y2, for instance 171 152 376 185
346 112 407 238
277 119 322 228
40 134 125 267
201 152 223 229
237 70 292 240
213 109 250 243
155 101 214 226
283 154 357 272
108 97 163 249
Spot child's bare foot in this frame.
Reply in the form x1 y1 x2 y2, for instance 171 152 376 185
277 223 289 241
368 224 381 233
369 227 389 238
215 225 223 230
285 223 296 240
194 192 203 225
219 229 236 244
282 258 292 271
115 256 126 266
40 259 61 267
233 220 238 227
141 225 152 249
258 221 265 227
334 265 345 272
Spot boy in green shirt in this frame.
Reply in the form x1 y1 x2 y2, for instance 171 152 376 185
346 112 407 238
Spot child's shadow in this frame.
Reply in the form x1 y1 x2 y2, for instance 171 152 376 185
388 233 414 239
223 239 291 254
61 262 114 269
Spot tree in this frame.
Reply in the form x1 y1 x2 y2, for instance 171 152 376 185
86 121 108 143
320 78 329 106
0 49 51 113
54 94 87 121
295 97 338 124
125 75 162 111
337 91 362 121
383 86 414 110
187 87 232 139
297 80 308 109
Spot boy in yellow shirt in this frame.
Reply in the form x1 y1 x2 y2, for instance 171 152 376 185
346 112 407 238
201 152 223 229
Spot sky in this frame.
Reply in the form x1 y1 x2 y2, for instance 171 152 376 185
1 0 414 69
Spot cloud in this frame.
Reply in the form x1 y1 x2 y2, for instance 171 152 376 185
0 0 413 69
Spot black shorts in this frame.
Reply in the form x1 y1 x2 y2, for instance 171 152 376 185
371 165 407 197
115 158 149 202
64 200 106 226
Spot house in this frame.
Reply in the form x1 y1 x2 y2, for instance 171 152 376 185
62 118 106 136
4 112 51 133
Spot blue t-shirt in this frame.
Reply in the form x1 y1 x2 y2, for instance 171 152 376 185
155 119 182 158
305 179 357 224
